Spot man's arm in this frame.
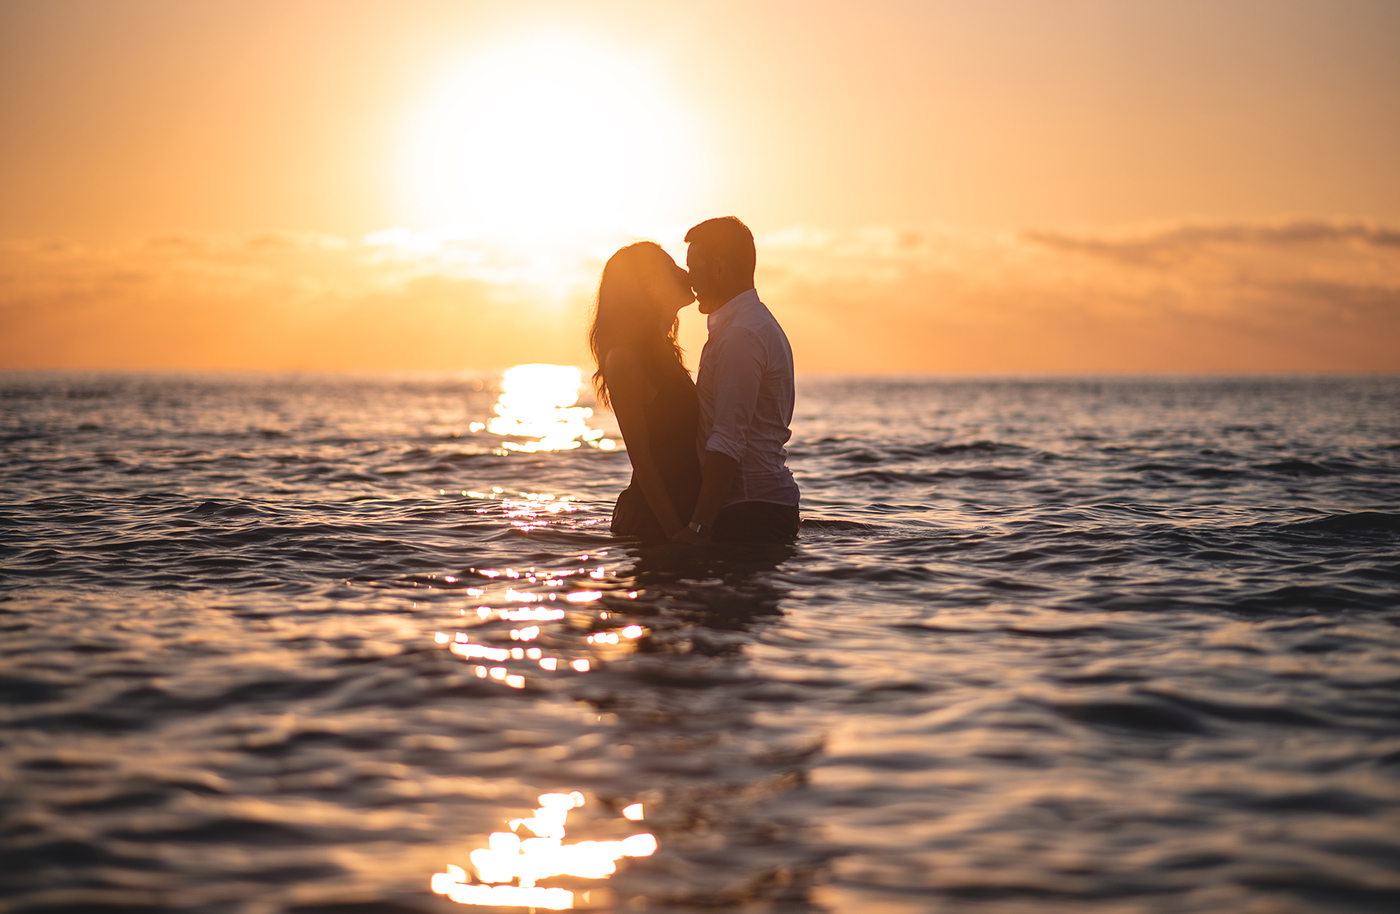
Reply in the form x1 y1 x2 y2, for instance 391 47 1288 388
671 449 739 542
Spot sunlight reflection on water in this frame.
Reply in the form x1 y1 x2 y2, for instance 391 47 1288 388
432 587 645 692
487 364 614 452
430 789 655 909
425 596 655 907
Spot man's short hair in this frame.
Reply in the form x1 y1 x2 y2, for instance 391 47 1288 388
684 216 756 284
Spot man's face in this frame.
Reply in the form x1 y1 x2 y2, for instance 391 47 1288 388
686 245 722 314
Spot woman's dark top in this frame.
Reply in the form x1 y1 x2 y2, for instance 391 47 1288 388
610 352 702 542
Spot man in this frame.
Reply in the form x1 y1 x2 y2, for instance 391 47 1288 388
672 217 801 544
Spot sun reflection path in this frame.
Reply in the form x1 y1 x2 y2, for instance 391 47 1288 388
486 364 615 453
425 552 660 907
433 610 644 690
431 792 656 910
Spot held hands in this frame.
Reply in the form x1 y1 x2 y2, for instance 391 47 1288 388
672 452 734 544
670 520 711 544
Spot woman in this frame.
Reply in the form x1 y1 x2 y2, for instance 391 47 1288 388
589 242 701 542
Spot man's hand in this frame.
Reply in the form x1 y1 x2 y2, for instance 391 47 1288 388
675 450 740 545
671 525 704 544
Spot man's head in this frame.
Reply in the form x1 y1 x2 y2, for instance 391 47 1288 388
684 216 756 313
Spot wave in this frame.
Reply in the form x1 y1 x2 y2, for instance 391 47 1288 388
1283 511 1400 535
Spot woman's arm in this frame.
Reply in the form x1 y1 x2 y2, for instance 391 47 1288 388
605 348 685 538
671 449 739 542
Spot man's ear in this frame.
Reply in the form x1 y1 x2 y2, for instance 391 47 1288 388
709 258 732 288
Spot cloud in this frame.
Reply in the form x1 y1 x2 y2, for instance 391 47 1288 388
0 231 604 370
756 219 1400 372
2 219 1398 373
1023 218 1400 265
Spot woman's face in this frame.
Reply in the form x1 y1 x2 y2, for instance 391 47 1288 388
646 255 695 318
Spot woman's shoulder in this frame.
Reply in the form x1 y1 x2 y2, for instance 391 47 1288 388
603 346 658 402
603 345 649 377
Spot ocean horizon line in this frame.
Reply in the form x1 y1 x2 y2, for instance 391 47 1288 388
4 366 1397 381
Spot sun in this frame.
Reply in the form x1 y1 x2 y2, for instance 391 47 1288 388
399 35 702 240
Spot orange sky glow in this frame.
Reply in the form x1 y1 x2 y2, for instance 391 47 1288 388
2 0 1397 373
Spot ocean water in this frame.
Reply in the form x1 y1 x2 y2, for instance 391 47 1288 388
2 370 1399 914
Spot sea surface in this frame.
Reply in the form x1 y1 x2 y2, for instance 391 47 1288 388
2 370 1399 914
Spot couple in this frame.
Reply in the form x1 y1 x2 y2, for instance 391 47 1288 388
588 216 800 545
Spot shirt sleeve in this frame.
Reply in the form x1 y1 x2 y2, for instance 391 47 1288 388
703 328 765 462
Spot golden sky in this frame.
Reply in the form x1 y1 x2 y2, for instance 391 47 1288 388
2 0 1397 372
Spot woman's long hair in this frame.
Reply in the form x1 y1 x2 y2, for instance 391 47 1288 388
588 241 685 410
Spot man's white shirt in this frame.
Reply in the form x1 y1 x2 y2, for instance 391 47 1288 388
695 288 801 507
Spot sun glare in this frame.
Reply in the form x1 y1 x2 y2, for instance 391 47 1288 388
401 35 702 239
487 363 611 452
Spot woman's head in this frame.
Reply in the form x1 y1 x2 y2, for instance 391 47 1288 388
588 242 694 407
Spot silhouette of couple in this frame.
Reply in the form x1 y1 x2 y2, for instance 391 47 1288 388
588 217 800 545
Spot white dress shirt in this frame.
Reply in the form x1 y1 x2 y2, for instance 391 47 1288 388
695 288 801 508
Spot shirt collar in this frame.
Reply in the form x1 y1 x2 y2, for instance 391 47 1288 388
706 288 760 333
